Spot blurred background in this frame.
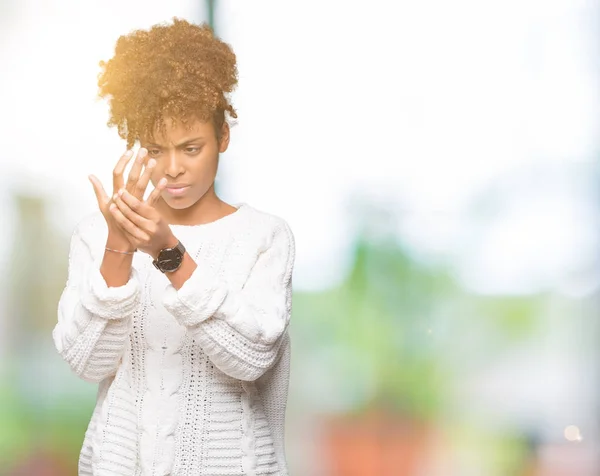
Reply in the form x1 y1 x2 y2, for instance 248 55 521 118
1 0 599 474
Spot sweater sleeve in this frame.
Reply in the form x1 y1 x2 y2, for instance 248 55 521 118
162 220 295 382
52 218 140 383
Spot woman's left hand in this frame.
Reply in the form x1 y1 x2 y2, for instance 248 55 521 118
109 164 174 259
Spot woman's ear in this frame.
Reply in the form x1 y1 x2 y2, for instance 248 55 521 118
218 122 230 153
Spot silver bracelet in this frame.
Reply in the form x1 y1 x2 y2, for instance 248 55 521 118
105 247 137 255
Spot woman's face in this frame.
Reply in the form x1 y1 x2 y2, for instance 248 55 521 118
140 117 229 210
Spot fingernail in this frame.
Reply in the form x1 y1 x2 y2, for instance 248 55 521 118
139 148 147 157
109 203 116 211
159 178 167 186
118 189 124 196
125 150 133 157
113 194 118 200
148 159 156 168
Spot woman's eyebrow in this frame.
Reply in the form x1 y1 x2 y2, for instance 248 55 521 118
143 137 205 148
175 137 205 147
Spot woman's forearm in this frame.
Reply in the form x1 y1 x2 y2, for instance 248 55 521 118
101 234 135 287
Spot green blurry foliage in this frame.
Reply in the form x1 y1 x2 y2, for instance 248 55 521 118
291 200 542 423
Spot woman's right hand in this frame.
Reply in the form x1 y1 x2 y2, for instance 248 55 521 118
88 148 151 250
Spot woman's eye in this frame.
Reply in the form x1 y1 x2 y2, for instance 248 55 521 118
148 149 161 157
185 147 201 154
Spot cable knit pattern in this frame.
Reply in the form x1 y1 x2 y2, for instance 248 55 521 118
53 216 139 384
53 202 294 475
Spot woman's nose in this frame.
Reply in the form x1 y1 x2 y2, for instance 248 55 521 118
164 151 184 177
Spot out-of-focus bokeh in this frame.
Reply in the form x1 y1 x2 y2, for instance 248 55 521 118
1 0 599 474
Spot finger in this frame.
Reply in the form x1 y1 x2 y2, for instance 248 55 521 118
117 188 152 219
126 148 148 194
113 149 134 194
88 175 110 207
109 203 149 242
113 193 152 229
133 158 156 200
146 177 168 206
108 216 139 245
107 216 139 245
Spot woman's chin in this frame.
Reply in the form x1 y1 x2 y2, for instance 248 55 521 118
161 195 194 210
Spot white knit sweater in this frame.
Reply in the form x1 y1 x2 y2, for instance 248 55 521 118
52 202 295 476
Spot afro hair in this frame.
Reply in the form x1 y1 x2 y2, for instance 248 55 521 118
97 18 238 148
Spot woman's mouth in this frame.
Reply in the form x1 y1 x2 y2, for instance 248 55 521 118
165 185 190 197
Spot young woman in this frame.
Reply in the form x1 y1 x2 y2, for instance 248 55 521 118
52 19 295 476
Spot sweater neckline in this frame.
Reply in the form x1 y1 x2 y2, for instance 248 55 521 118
167 202 248 230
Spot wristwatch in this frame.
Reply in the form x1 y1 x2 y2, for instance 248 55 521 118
152 240 186 273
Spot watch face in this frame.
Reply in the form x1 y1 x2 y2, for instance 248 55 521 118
156 247 183 272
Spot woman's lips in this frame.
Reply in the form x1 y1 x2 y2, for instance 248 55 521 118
165 186 190 197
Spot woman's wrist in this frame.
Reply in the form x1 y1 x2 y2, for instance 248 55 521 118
150 234 180 260
106 231 136 253
100 250 133 287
